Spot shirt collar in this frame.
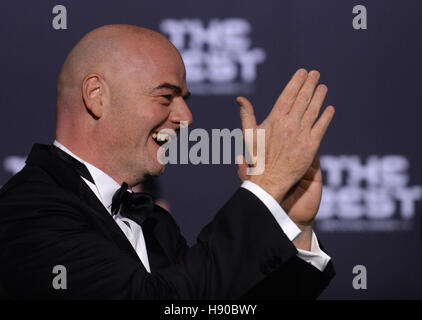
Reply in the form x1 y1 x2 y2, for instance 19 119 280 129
53 140 121 214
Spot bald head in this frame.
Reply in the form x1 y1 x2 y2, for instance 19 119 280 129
57 24 180 108
55 24 191 186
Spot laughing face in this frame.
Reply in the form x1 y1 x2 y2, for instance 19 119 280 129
103 40 192 185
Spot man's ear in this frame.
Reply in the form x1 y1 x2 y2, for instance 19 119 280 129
82 74 108 119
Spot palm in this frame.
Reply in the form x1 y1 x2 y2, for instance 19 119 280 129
281 155 322 226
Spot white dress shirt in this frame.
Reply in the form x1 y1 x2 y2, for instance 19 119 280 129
53 141 152 272
53 140 330 273
241 181 331 271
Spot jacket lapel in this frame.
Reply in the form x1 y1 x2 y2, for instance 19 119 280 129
151 207 185 266
25 144 142 263
128 206 175 268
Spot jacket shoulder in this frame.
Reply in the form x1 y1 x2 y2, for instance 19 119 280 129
0 164 84 223
0 164 58 197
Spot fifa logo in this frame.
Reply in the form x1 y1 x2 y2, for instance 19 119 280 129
316 155 422 232
159 18 266 95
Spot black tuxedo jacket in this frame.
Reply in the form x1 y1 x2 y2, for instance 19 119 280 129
0 144 334 299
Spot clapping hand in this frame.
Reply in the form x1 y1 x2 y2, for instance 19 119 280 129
236 69 334 248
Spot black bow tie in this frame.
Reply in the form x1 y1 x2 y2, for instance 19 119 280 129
111 182 155 224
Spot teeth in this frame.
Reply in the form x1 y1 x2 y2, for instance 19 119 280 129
152 132 170 143
157 133 169 142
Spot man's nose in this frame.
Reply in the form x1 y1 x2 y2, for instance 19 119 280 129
169 97 193 127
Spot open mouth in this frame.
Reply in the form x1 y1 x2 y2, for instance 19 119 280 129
151 132 171 147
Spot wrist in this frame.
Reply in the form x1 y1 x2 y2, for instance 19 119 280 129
247 177 290 203
291 219 314 232
293 227 313 251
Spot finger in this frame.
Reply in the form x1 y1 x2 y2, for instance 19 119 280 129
269 68 308 118
311 105 335 142
289 70 320 120
237 96 257 132
236 155 248 181
312 153 320 168
237 97 259 163
301 84 327 130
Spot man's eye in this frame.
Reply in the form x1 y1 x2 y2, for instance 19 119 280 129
162 95 172 101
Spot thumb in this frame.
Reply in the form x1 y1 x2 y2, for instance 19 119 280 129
236 96 257 132
236 155 248 182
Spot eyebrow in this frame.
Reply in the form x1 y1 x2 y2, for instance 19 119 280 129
152 83 191 100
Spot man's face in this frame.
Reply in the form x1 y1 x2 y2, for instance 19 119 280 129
105 45 192 183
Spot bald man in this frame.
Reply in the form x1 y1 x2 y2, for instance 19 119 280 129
0 25 335 299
